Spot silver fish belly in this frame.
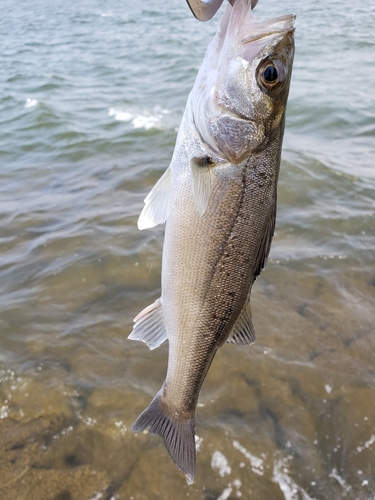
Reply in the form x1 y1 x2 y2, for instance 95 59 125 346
129 0 295 482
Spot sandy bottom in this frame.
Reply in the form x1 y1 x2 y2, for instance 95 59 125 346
1 261 374 500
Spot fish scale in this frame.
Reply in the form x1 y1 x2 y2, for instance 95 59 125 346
129 0 295 482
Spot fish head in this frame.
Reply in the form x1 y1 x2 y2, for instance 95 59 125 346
190 0 295 163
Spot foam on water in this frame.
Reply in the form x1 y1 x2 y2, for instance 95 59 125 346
233 440 264 476
217 486 233 500
88 493 103 500
195 434 203 452
273 457 316 500
211 450 231 477
217 479 243 500
108 106 169 130
24 98 38 109
328 468 352 493
357 434 375 453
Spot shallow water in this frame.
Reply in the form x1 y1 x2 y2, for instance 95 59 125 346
0 0 375 498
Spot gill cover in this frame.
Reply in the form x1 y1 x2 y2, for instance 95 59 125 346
190 0 295 162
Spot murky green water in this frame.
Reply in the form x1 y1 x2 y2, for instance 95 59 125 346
1 0 375 498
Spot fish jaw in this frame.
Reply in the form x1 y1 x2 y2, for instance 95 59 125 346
190 0 295 163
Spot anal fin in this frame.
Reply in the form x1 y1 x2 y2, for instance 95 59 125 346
226 300 256 346
128 299 167 350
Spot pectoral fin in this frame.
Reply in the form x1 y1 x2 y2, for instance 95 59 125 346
128 299 167 350
226 301 256 345
138 168 172 230
191 157 212 216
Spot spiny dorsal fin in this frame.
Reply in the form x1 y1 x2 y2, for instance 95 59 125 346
138 168 171 230
226 300 256 345
128 299 167 350
191 157 213 216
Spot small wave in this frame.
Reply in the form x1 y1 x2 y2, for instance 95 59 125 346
25 98 38 109
100 12 114 17
108 109 132 122
108 106 169 130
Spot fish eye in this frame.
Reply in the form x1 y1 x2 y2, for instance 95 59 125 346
257 59 286 91
263 65 278 83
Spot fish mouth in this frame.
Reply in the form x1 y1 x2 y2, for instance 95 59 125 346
242 14 296 45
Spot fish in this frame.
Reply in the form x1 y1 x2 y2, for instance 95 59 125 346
128 0 295 483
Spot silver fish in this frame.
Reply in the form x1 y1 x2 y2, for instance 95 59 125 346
129 0 295 483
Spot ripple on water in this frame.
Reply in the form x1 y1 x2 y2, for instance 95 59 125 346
0 0 375 498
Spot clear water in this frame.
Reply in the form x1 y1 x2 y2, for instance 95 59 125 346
0 0 375 498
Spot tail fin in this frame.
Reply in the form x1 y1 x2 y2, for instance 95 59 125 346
132 390 196 483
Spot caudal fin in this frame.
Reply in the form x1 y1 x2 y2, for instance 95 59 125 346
132 391 196 483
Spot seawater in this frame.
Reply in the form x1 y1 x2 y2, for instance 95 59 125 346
0 0 374 498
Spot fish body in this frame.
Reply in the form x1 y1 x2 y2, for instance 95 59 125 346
129 0 295 482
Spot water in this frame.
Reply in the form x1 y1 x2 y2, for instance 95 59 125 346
0 0 375 498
